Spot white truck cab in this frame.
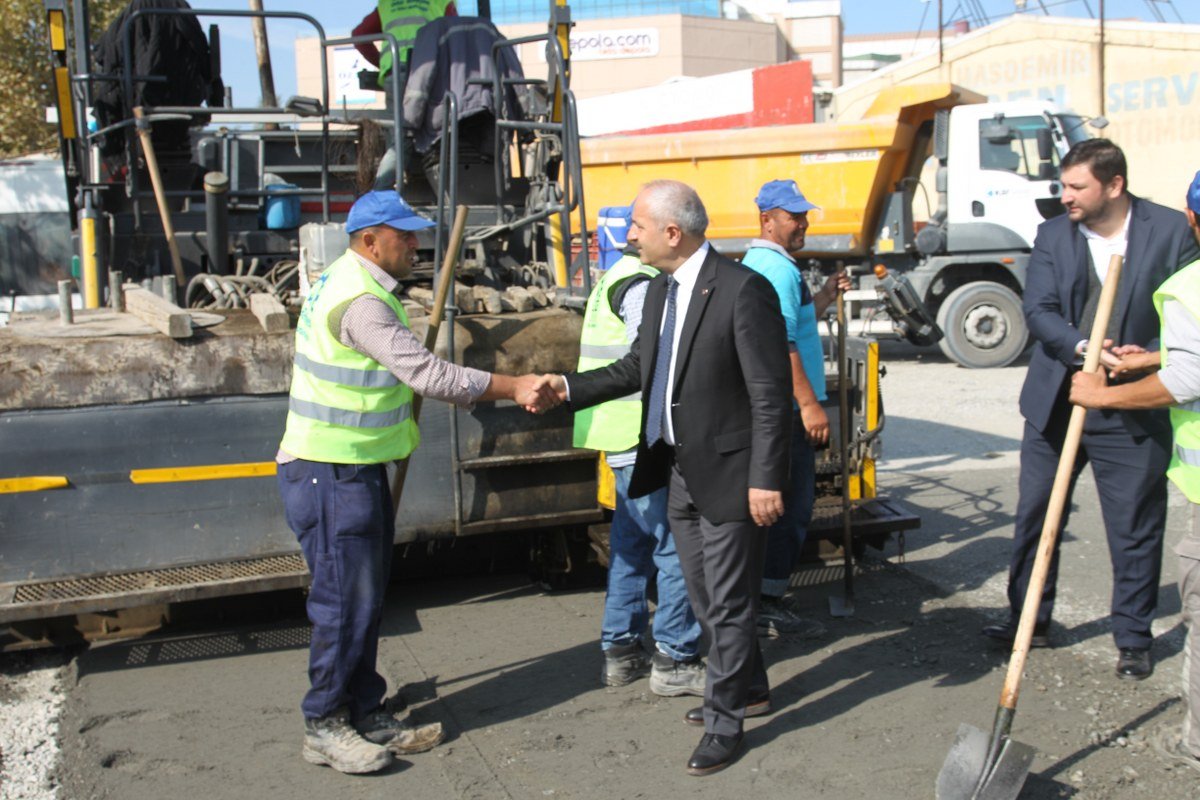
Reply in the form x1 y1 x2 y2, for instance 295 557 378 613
894 101 1101 368
945 101 1092 251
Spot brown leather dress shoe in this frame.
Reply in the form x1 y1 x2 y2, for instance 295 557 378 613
686 732 743 776
684 695 771 726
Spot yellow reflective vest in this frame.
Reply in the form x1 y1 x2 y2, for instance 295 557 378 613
377 0 451 86
1153 259 1200 503
572 255 656 452
280 251 419 464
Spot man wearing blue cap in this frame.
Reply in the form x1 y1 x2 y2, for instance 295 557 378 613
276 190 553 774
742 179 847 637
1070 170 1200 773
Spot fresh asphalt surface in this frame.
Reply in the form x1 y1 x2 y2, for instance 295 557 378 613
40 342 1200 798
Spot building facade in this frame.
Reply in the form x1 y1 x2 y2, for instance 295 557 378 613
833 15 1200 208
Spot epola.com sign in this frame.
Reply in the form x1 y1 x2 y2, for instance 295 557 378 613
540 28 659 61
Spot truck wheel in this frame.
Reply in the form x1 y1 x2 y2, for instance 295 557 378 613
935 281 1028 369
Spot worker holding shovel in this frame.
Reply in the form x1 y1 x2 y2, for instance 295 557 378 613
984 139 1200 681
1070 169 1200 775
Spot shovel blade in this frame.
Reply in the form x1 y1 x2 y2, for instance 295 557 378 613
936 724 1035 800
828 593 855 617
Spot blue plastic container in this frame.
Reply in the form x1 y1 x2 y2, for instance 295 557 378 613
596 205 632 270
263 184 301 230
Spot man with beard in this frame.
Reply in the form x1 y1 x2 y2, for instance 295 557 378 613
1069 168 1200 774
982 140 1200 681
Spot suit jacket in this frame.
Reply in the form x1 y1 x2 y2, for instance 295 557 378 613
1020 194 1200 436
569 246 792 524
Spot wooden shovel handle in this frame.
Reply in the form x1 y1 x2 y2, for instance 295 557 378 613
390 205 470 513
132 107 187 286
1000 253 1124 711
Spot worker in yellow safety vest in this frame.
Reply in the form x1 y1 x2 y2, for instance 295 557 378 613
574 220 704 699
277 190 552 775
1070 169 1200 775
352 0 457 89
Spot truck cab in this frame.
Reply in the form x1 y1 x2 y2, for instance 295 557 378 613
898 101 1099 368
945 101 1090 250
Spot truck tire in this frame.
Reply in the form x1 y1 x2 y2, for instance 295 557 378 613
935 281 1028 369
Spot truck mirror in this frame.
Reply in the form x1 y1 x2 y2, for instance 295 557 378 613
1088 115 1109 130
1036 128 1053 161
981 120 1012 143
1037 161 1058 181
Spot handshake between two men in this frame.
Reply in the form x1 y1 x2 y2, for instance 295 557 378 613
503 373 786 529
508 374 567 414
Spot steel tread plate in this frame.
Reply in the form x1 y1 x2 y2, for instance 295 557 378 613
807 496 921 537
0 553 310 623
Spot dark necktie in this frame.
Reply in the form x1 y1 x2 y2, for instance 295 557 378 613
645 276 678 446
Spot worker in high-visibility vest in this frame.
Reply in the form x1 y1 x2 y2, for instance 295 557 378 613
1070 169 1200 775
352 0 457 90
277 190 552 775
353 0 457 191
574 222 704 699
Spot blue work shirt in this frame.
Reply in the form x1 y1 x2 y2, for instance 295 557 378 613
741 239 827 402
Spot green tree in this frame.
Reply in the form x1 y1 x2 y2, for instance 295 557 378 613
0 0 126 157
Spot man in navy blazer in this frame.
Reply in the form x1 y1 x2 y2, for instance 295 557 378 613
983 139 1200 680
537 180 792 775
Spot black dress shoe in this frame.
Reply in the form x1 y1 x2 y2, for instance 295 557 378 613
686 732 743 776
684 695 771 726
981 620 1050 648
1115 647 1152 681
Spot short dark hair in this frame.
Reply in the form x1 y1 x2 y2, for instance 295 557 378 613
1061 138 1128 191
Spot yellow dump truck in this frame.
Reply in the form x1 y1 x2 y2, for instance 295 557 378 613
580 83 1098 368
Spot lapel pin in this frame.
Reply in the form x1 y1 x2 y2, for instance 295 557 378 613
701 288 710 296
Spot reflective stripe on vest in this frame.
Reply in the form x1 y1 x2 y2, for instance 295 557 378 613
293 351 401 387
1177 444 1200 467
1153 259 1200 503
578 343 630 360
289 396 413 429
280 251 419 464
572 255 657 452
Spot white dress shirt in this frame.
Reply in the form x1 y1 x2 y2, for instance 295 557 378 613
1080 206 1131 284
1076 207 1132 356
660 242 710 446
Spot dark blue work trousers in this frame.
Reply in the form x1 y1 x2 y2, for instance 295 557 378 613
1009 407 1170 651
278 459 393 721
761 415 816 597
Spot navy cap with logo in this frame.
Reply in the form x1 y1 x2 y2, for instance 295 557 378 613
755 179 819 214
346 190 437 234
1188 169 1200 215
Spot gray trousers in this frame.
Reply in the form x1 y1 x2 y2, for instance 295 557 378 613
667 462 769 737
1181 504 1200 757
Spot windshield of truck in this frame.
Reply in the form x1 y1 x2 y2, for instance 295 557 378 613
977 115 1059 182
1056 114 1091 146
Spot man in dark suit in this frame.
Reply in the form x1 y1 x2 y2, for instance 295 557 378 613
983 139 1200 680
537 180 792 775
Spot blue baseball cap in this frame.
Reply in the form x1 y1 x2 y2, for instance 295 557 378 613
1188 170 1200 214
346 190 436 233
755 179 819 214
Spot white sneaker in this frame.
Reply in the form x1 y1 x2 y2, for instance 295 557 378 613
649 651 706 697
1154 726 1200 775
302 708 392 774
